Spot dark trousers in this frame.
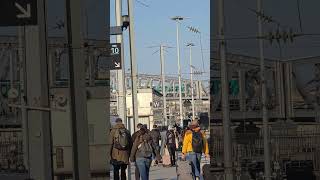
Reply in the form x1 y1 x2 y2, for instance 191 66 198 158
168 145 176 165
113 164 127 180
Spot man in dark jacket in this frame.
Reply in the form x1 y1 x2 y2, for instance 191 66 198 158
150 125 161 165
166 128 177 166
110 118 132 180
130 125 161 180
132 123 143 142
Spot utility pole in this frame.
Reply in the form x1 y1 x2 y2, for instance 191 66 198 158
160 44 167 126
127 0 139 132
217 0 233 179
115 0 127 127
187 43 195 120
257 0 271 179
171 16 184 126
65 0 90 178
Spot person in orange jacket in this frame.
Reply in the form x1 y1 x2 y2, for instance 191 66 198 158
181 120 209 180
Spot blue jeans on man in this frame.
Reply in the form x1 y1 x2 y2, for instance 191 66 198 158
186 152 202 179
136 157 152 180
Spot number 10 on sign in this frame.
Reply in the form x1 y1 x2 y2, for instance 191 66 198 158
111 44 120 55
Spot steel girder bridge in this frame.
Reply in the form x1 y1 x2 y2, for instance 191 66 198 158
110 72 210 101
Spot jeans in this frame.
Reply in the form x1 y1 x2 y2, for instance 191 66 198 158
136 157 152 180
186 152 202 179
113 164 127 180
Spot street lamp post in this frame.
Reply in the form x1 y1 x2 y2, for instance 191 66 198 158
171 16 184 126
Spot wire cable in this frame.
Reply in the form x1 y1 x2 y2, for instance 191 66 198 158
296 0 303 33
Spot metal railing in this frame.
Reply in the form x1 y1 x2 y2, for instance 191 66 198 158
210 129 320 172
0 129 25 173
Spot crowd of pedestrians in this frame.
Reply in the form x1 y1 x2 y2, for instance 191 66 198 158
109 117 209 180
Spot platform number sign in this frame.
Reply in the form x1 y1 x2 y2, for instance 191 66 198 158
109 43 122 70
0 0 38 26
111 45 120 55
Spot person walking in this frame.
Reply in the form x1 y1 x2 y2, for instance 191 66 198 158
110 118 132 180
166 128 177 166
130 125 161 180
131 123 143 180
181 120 209 180
150 124 161 166
160 125 168 156
132 123 143 142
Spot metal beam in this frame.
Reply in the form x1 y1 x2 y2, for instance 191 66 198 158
110 26 123 35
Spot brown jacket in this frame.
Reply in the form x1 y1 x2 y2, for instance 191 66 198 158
130 131 161 162
110 123 132 165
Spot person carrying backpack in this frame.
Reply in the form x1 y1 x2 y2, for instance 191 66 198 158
130 125 161 180
110 118 132 180
131 123 143 180
166 128 177 166
181 120 209 180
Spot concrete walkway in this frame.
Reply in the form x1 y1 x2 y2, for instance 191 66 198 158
110 152 210 180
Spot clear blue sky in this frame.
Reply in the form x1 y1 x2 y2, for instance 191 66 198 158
110 0 210 80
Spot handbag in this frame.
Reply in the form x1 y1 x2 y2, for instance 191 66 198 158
164 146 170 156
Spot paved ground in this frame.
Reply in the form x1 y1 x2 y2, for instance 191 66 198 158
110 152 210 180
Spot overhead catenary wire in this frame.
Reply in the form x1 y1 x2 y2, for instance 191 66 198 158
296 0 303 33
135 0 150 8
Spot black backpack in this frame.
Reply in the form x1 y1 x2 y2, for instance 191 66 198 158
113 128 129 150
191 130 203 153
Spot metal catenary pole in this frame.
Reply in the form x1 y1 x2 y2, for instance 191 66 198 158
257 0 271 179
115 0 127 127
65 0 90 178
24 0 54 178
217 0 233 179
187 43 195 120
127 0 139 131
115 0 131 179
160 44 168 126
171 16 184 126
